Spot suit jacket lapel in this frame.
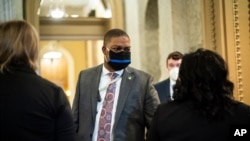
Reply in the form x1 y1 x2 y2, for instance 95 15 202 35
113 67 134 130
90 65 103 124
166 79 171 100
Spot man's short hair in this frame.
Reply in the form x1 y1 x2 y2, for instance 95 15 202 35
167 51 183 61
103 28 129 46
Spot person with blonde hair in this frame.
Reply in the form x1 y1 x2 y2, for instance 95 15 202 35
0 20 75 141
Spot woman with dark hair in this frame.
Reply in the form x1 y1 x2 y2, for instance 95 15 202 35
147 48 250 141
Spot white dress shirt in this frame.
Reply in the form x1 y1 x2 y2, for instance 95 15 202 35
92 66 123 141
169 79 176 100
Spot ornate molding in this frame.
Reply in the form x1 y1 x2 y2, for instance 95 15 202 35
233 0 243 101
208 0 216 50
39 17 109 40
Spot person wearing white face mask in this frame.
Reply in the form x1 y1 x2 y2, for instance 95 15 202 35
154 51 183 103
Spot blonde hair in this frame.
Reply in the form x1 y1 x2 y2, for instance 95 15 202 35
0 20 39 72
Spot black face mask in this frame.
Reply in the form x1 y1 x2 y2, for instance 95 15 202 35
108 50 131 70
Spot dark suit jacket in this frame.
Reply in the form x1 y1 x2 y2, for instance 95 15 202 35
154 78 171 103
147 100 250 141
0 64 75 141
72 64 160 141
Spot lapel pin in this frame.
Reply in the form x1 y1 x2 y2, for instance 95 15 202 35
128 76 132 80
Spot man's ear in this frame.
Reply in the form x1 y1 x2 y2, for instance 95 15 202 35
102 46 107 54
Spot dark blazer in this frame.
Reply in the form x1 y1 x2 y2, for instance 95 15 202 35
72 64 160 141
154 78 171 103
0 64 75 141
147 100 250 141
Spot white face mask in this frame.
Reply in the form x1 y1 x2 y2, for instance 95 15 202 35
169 67 179 81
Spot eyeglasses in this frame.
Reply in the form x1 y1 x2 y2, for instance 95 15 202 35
107 46 131 53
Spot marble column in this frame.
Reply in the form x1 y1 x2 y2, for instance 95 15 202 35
143 0 160 82
0 0 23 22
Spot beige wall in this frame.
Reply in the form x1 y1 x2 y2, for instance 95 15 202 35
39 40 87 104
40 40 87 81
22 0 250 105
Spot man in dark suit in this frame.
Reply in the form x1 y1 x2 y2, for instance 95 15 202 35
154 51 183 103
72 28 160 141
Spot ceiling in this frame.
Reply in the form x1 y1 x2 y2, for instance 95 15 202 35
38 0 112 18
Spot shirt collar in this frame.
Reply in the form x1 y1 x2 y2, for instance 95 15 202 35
102 65 124 77
170 78 176 86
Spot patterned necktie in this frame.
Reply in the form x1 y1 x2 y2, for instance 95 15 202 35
97 72 118 141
